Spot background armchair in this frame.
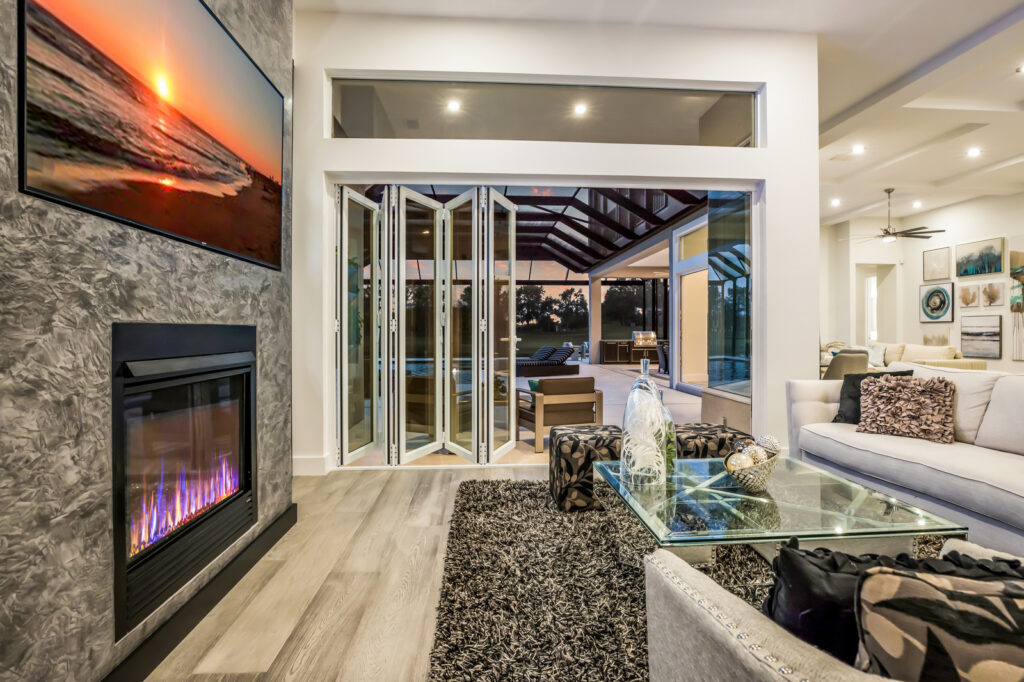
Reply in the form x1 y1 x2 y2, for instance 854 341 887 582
518 377 603 452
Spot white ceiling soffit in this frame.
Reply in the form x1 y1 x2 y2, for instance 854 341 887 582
295 0 1023 123
820 4 1024 225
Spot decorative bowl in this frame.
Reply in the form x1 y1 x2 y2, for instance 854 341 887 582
724 437 781 493
727 453 779 493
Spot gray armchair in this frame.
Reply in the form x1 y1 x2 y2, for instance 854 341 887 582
821 349 868 381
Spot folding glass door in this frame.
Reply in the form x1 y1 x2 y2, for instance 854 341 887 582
337 185 516 466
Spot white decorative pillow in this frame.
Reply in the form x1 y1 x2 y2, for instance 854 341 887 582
887 362 1004 444
901 343 956 362
864 343 886 368
941 538 1024 563
974 375 1024 456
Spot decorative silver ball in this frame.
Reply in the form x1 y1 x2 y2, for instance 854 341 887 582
743 444 770 464
756 434 781 454
725 451 754 472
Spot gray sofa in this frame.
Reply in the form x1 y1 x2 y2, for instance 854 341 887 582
787 362 1024 556
645 550 880 681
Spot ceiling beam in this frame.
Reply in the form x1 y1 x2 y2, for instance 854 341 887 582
592 188 664 225
833 123 988 184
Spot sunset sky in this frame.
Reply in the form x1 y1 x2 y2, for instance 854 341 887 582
34 0 283 182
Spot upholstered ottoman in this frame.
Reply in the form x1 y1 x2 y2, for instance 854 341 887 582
674 423 751 459
549 425 622 512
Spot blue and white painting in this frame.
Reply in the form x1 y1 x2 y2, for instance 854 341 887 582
956 238 1003 277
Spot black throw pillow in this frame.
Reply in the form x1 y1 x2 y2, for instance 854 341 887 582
832 370 912 424
761 538 1023 666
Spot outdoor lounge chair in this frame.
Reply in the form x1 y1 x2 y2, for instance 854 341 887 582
516 346 580 377
517 377 603 452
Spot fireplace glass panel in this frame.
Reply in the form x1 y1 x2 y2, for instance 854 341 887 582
124 374 244 560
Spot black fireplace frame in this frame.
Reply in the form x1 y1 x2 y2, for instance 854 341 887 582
111 323 258 639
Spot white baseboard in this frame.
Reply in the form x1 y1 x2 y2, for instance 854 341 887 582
293 454 330 476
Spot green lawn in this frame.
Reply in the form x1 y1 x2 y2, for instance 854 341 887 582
516 327 588 356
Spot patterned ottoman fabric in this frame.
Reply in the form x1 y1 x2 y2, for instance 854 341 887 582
549 425 622 512
674 423 752 459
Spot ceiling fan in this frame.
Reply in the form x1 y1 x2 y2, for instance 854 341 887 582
875 187 945 243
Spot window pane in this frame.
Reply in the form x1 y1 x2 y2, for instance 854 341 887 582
707 192 751 397
333 79 755 147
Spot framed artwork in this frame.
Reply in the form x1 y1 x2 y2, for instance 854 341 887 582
961 315 1002 359
922 246 951 281
19 0 284 268
981 281 1005 307
958 284 979 308
1012 250 1024 282
923 328 950 347
956 238 1003 278
1012 281 1023 361
920 283 954 323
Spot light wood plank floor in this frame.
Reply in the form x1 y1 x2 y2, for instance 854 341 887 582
148 466 547 681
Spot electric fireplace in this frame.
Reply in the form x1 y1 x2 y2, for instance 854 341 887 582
112 323 257 639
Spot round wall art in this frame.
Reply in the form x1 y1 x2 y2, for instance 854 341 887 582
920 283 954 323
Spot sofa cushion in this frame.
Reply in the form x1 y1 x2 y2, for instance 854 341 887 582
855 566 1024 680
888 362 1003 443
857 375 955 444
800 422 1024 531
974 375 1024 456
832 371 913 425
900 343 956 363
879 342 905 365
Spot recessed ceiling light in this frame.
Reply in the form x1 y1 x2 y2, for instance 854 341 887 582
446 99 461 112
967 146 981 158
912 200 922 209
830 198 841 207
573 102 588 116
1017 64 1024 73
851 143 866 155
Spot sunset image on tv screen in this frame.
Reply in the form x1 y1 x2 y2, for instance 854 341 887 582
22 0 284 267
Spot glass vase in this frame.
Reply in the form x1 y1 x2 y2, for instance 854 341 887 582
622 359 673 487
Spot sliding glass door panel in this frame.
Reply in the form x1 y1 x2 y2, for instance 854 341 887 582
488 190 517 460
444 190 479 460
398 187 443 463
338 188 381 465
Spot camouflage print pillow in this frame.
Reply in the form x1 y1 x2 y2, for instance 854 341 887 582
856 566 1024 680
857 374 956 444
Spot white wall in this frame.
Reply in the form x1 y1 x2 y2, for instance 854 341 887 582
899 194 1024 373
821 218 905 345
822 193 1024 373
292 12 821 470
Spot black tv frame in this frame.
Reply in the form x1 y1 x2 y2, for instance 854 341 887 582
16 0 286 270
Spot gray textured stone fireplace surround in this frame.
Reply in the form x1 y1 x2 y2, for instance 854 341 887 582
0 1 294 679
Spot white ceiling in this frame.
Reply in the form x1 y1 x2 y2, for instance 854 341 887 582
820 17 1024 224
296 0 1023 122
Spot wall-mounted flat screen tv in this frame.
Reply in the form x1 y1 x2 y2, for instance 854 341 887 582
19 0 284 269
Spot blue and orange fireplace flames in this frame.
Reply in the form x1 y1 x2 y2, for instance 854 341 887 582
129 449 240 558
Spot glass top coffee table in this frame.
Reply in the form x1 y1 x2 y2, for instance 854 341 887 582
594 458 966 562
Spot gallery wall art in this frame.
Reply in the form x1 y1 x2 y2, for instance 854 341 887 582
958 284 979 308
1012 251 1023 361
961 315 1002 360
19 0 284 268
956 237 1003 278
920 283 953 323
923 329 950 347
981 282 1005 307
922 247 951 281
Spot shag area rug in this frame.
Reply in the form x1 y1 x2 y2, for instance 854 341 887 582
428 480 773 681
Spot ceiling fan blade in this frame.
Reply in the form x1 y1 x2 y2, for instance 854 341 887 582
899 226 933 233
901 234 933 239
896 228 945 235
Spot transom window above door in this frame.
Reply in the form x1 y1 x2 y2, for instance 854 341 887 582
331 79 756 147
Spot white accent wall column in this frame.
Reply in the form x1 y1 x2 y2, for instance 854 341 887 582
589 276 602 364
